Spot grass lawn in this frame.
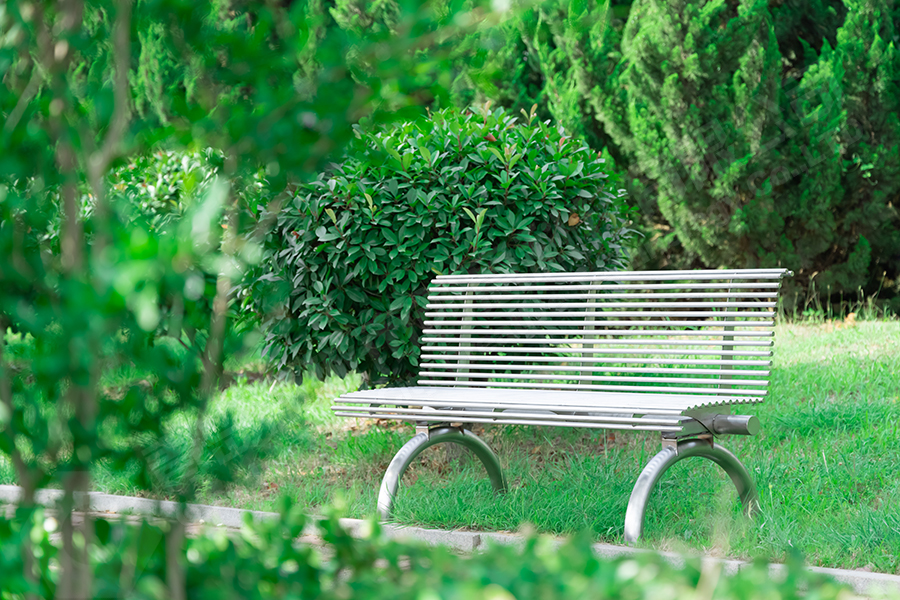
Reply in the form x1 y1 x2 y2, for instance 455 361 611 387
2 320 899 573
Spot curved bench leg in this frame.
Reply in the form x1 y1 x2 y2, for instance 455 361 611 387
623 438 760 544
377 426 506 521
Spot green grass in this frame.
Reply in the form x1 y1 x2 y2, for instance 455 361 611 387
2 321 899 573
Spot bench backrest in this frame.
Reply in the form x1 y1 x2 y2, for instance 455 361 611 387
419 269 790 401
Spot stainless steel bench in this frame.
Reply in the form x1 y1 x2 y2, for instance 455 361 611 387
332 268 792 541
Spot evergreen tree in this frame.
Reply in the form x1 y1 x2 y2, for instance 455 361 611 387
614 0 900 305
619 0 787 268
769 0 846 79
526 1 628 154
753 40 845 289
464 12 551 119
823 0 900 300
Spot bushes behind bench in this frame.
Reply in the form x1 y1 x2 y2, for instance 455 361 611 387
244 105 638 386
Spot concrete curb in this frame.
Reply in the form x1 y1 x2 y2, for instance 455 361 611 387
2 486 897 597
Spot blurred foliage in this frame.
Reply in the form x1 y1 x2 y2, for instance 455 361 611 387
108 150 219 233
243 104 637 386
0 0 488 595
0 501 859 599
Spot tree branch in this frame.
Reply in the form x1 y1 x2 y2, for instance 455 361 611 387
0 335 34 499
88 0 133 209
2 68 42 135
0 333 41 600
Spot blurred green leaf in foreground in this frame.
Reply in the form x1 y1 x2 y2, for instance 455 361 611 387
0 499 861 600
0 0 495 595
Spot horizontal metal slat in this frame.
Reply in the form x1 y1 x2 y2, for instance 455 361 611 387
337 387 760 410
420 354 771 366
426 319 773 328
333 396 691 413
419 370 769 386
422 328 773 337
428 312 774 320
417 379 768 396
339 385 763 408
332 411 678 432
420 362 769 377
420 332 773 352
331 406 682 426
420 337 774 347
428 292 779 301
431 283 782 292
420 346 773 357
434 270 790 284
426 301 775 310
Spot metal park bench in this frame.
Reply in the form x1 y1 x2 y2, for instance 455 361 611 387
332 268 792 541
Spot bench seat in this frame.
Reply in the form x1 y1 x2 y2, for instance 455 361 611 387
334 386 762 432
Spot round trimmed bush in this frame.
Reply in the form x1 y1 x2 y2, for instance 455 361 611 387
245 104 637 386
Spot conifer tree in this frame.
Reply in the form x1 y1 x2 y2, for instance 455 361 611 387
467 13 551 119
619 0 787 267
821 0 900 298
526 1 628 155
755 39 845 287
769 0 845 78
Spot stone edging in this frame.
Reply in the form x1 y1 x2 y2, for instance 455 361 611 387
1 485 897 597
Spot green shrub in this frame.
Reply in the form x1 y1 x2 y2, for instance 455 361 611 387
245 105 637 386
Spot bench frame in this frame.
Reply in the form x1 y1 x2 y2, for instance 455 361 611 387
335 269 790 542
375 423 759 542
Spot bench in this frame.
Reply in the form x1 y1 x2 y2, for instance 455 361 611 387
332 268 792 541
